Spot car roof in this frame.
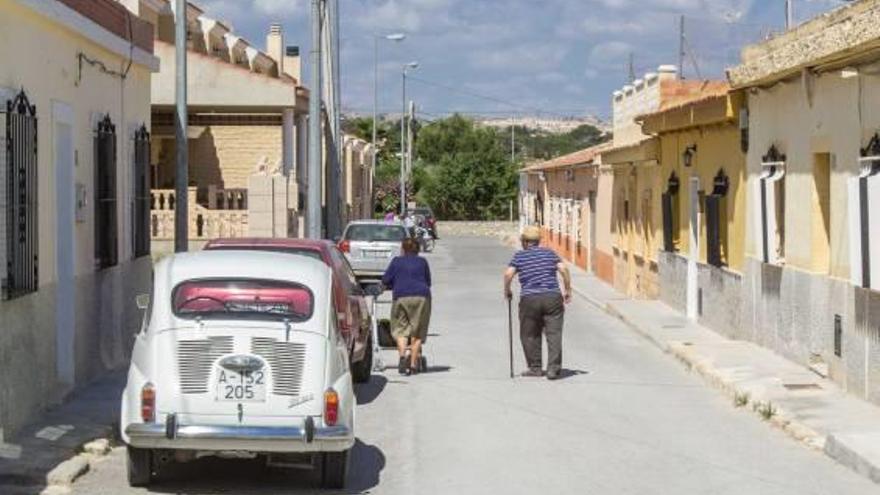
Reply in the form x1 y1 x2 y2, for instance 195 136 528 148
205 237 333 251
344 220 406 227
156 250 332 289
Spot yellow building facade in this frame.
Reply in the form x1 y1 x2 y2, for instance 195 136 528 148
640 87 747 333
0 0 157 437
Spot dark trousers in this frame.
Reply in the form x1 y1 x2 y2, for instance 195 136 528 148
518 292 564 372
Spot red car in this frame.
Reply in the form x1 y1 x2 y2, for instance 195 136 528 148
204 238 373 383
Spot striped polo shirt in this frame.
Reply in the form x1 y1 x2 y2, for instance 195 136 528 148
509 246 561 296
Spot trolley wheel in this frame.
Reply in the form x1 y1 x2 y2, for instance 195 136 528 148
420 355 428 372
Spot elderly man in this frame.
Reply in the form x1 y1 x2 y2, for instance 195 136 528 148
503 226 572 380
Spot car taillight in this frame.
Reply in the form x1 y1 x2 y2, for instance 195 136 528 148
141 383 156 422
338 240 350 253
324 389 339 426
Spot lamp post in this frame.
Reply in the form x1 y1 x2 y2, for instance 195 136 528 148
400 61 419 215
373 33 405 216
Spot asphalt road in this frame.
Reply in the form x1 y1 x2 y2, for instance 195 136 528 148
71 236 878 494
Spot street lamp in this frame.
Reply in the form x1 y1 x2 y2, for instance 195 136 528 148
400 61 419 215
372 33 405 215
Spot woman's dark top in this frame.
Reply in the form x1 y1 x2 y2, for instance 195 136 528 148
382 254 432 300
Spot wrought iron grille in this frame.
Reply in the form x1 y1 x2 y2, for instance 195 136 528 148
4 89 39 300
661 172 679 253
706 169 730 268
94 114 118 269
133 124 150 258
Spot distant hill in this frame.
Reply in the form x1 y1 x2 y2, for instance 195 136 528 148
499 122 611 162
477 116 610 135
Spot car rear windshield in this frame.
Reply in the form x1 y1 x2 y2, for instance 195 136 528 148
344 224 407 242
207 245 324 262
172 279 313 322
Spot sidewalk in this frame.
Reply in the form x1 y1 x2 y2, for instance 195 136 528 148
567 263 880 485
0 371 123 494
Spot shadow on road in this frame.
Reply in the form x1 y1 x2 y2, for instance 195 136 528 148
355 375 387 405
556 369 589 380
146 439 384 494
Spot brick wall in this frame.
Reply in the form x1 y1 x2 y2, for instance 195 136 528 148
157 125 283 189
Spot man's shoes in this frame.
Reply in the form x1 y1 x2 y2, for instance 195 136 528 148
546 368 561 380
399 357 411 376
520 369 545 378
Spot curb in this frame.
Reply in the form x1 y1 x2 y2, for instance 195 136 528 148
570 283 879 484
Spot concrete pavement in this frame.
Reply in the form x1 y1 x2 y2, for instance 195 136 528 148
11 235 880 494
566 261 880 485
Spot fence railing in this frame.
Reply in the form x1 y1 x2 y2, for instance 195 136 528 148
150 188 249 241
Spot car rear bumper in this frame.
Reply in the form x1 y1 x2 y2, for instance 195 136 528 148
125 422 354 453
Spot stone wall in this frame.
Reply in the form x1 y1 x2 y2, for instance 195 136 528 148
0 258 150 437
740 257 880 405
441 221 519 242
729 0 880 87
660 251 743 340
156 125 283 189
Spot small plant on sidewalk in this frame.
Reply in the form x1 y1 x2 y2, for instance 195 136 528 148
734 391 750 408
753 401 777 421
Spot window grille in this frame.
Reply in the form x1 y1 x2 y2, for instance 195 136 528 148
133 125 150 258
3 89 39 300
94 114 118 269
706 169 729 268
661 172 680 253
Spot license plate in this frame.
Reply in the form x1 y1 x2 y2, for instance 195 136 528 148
216 369 267 402
364 250 389 259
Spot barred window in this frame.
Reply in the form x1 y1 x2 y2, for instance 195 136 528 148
133 125 150 258
95 115 118 269
706 169 730 268
661 172 680 253
2 90 39 299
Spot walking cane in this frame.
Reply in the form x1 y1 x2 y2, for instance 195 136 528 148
507 297 514 379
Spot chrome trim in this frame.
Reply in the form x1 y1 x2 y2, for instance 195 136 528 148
126 423 351 442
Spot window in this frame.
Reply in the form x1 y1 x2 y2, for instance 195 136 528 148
661 172 680 252
94 115 118 269
343 224 407 242
133 125 151 258
812 153 831 273
173 279 313 322
706 169 730 268
3 89 38 300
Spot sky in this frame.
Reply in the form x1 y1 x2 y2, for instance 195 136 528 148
197 0 851 122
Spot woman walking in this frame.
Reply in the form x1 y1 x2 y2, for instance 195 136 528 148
382 238 432 375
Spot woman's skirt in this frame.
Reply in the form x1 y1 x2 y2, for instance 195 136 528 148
391 296 431 341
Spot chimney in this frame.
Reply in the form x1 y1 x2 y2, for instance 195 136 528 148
283 45 301 83
266 23 284 74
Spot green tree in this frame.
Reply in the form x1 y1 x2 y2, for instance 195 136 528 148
416 115 518 220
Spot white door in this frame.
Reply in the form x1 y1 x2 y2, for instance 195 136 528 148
54 103 75 386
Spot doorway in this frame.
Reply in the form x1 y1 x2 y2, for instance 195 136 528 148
53 102 75 387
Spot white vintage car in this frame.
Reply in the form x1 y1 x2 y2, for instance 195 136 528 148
120 251 356 488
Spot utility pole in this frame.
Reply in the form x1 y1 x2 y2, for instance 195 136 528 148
400 70 407 216
307 0 323 239
399 62 417 215
325 0 340 238
406 100 415 178
785 0 794 30
678 15 686 80
174 0 188 252
510 119 516 163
